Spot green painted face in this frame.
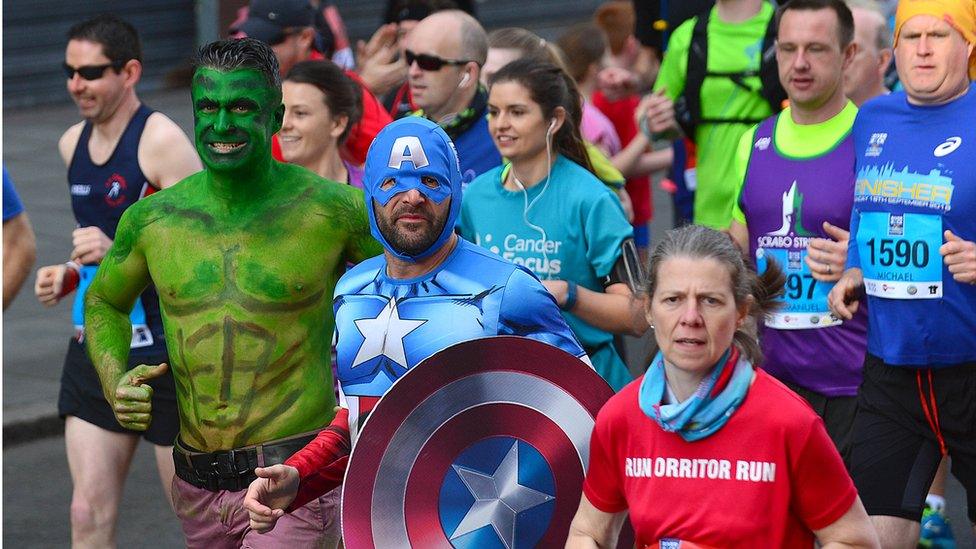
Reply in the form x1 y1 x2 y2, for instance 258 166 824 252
191 67 283 175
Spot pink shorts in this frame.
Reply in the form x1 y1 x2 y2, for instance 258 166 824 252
171 476 341 548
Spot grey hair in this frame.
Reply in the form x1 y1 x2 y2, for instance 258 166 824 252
642 225 785 365
193 38 281 89
845 0 893 51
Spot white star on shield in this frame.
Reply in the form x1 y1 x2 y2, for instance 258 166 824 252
449 441 554 548
351 298 425 369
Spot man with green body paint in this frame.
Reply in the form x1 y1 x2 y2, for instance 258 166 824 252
84 38 379 547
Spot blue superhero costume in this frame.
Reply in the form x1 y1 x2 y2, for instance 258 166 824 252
334 117 588 441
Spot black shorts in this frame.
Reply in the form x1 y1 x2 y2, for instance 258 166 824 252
850 354 976 523
783 382 857 469
58 338 179 446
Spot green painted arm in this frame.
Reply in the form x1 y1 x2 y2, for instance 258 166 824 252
84 206 159 429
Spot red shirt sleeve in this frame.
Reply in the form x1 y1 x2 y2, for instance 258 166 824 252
789 415 858 531
284 407 352 511
341 71 393 165
582 402 629 513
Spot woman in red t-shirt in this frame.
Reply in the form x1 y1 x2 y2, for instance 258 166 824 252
566 225 879 549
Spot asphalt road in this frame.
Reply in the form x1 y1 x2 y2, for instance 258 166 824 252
3 436 184 547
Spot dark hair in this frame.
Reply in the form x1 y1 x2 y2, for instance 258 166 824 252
556 23 607 83
776 0 855 49
642 225 785 365
194 38 281 89
285 60 362 144
488 58 594 174
67 14 142 64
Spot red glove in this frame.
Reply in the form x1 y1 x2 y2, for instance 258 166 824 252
285 407 352 510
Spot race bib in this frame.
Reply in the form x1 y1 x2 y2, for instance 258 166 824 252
857 212 942 299
73 265 154 348
757 248 840 330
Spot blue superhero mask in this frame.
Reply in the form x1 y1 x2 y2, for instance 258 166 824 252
363 117 463 261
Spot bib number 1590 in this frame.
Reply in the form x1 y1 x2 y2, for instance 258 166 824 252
865 238 929 268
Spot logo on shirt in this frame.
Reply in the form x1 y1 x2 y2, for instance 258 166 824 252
888 214 904 236
754 136 771 151
476 232 563 276
933 136 962 157
866 133 887 157
855 165 954 211
770 181 814 238
70 184 91 196
104 173 127 207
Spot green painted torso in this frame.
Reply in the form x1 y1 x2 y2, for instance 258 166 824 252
127 164 377 450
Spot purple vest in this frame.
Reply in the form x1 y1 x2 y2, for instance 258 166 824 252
739 115 867 397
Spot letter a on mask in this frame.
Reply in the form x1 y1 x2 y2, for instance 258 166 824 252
388 136 430 170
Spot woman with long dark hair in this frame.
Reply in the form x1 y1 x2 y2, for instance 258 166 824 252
458 58 646 391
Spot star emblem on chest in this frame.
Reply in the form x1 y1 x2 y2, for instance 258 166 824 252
351 297 426 369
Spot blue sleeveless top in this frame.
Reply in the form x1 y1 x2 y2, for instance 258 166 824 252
67 104 165 352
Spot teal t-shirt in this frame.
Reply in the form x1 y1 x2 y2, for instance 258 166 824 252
458 155 635 390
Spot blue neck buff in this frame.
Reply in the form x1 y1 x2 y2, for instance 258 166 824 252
362 117 463 261
638 347 754 442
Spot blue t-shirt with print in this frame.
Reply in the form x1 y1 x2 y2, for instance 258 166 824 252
847 85 976 367
458 155 635 390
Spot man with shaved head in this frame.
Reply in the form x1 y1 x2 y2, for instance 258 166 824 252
405 9 499 185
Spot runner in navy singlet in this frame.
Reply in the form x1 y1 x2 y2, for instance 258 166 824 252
32 15 200 547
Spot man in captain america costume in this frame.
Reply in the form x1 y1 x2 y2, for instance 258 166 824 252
242 116 589 531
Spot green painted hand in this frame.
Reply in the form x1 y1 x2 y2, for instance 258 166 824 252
112 362 169 431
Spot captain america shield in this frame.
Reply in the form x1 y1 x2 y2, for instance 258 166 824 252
341 336 614 548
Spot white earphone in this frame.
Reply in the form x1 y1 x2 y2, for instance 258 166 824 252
547 118 557 134
458 73 470 88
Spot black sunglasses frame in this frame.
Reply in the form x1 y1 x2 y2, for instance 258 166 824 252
404 49 475 71
62 61 126 81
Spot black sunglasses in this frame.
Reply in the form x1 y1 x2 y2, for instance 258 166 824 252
62 61 124 81
404 49 475 71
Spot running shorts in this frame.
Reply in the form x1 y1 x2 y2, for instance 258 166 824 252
849 354 976 522
58 338 179 446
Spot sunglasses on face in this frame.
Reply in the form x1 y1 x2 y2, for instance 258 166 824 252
62 61 124 81
404 49 475 71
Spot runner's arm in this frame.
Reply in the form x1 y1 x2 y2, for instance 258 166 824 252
3 211 36 309
139 113 202 189
283 407 352 511
84 208 152 412
813 497 880 548
729 220 749 256
565 494 628 548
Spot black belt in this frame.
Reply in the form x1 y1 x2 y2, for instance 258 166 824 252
173 431 319 492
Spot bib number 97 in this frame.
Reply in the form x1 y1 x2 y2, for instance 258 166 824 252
785 273 816 300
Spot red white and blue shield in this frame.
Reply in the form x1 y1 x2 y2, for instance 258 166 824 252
341 336 614 548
